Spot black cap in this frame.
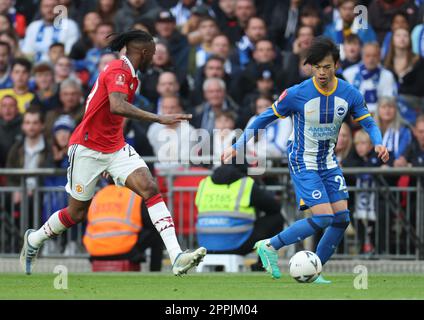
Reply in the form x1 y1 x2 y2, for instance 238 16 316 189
191 5 210 17
256 65 274 80
156 10 176 23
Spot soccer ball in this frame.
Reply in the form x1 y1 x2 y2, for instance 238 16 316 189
289 250 322 283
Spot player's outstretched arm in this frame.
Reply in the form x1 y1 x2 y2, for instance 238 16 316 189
109 92 192 124
221 107 278 163
357 116 390 163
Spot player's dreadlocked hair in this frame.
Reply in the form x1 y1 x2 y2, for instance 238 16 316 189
107 29 154 52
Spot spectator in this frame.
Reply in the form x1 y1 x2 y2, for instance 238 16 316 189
343 42 397 115
278 25 314 89
231 39 279 105
0 58 34 114
0 41 12 89
0 13 14 34
324 0 377 60
232 0 256 42
31 62 60 114
187 16 220 76
22 0 80 62
171 0 198 28
41 114 75 256
80 22 114 77
210 34 240 76
412 12 424 58
0 95 22 167
369 0 418 44
382 12 410 60
212 111 237 162
195 162 285 262
384 27 424 98
44 78 84 139
340 34 362 71
192 55 232 106
147 95 195 169
54 56 78 85
47 42 65 65
234 16 267 69
140 41 180 104
0 0 26 38
211 0 239 44
114 0 161 34
6 107 50 225
395 114 424 167
375 96 412 160
335 122 354 165
88 52 118 88
154 9 190 78
0 30 22 58
69 11 102 61
343 129 392 254
268 0 302 51
191 77 239 134
241 66 279 123
154 71 184 114
299 3 324 36
245 95 293 161
181 4 211 46
83 184 164 271
95 0 120 24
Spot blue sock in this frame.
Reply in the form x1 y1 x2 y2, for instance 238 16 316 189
316 210 350 265
270 214 333 250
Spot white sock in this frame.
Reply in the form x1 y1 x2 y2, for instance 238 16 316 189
147 201 182 264
28 211 68 248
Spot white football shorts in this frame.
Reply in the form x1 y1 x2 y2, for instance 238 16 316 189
65 143 147 201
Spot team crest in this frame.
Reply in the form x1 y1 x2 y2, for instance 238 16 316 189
115 74 126 86
130 83 134 90
335 105 347 118
75 184 84 194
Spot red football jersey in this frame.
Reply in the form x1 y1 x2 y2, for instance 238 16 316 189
69 56 140 153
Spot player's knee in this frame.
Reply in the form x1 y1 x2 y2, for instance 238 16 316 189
141 178 159 199
68 207 88 223
331 210 350 229
308 215 334 230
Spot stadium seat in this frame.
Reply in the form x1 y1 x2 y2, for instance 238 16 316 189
196 254 245 273
91 260 141 272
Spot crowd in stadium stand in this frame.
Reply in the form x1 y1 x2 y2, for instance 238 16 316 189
1 0 424 255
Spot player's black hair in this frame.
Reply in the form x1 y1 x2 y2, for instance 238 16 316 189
304 36 340 66
108 29 154 52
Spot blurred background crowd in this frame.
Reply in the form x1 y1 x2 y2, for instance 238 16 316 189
0 0 423 258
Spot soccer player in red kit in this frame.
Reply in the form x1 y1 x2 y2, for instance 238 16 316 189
20 30 206 275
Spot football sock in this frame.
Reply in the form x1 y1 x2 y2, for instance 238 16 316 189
28 208 76 248
316 210 350 265
146 194 182 264
270 214 334 250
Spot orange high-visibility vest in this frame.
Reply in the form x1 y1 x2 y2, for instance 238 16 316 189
83 185 143 256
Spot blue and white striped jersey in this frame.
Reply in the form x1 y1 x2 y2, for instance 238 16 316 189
272 77 371 173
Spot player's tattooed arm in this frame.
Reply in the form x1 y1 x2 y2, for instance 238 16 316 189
109 92 192 124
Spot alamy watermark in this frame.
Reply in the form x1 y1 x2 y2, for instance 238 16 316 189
53 265 68 290
154 122 268 175
353 265 368 289
53 5 68 30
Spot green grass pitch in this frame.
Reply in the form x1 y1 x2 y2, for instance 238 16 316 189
1 273 423 300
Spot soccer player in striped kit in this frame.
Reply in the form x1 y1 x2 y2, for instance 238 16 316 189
20 30 206 275
222 36 389 283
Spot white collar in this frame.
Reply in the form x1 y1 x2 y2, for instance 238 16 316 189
121 55 136 77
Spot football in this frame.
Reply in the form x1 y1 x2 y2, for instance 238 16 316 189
289 251 322 283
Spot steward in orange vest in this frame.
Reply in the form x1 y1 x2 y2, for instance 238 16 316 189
83 184 163 271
